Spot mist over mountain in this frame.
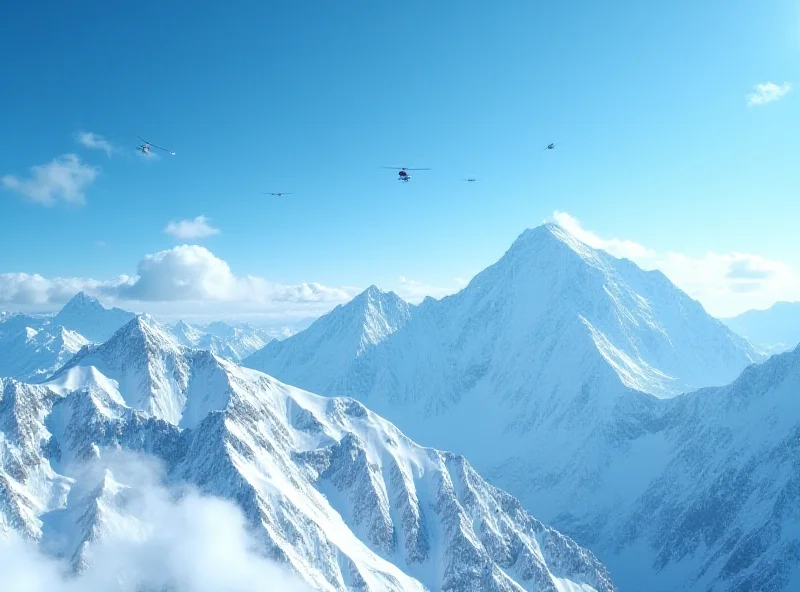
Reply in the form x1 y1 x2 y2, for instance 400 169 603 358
0 315 614 591
723 300 800 353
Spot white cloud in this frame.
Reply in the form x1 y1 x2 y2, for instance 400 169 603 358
746 81 792 106
164 216 221 240
395 276 464 303
75 131 117 156
0 245 354 318
0 272 132 307
1 154 99 206
549 211 800 317
0 452 310 592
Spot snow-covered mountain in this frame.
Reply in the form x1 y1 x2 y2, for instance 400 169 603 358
170 319 273 363
247 224 761 402
0 311 90 382
0 315 615 591
52 292 135 343
594 344 800 592
243 223 790 591
723 300 800 354
246 285 413 387
0 323 89 382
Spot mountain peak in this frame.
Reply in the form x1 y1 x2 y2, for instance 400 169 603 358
243 283 413 374
116 314 179 349
53 292 135 343
59 291 103 312
355 284 390 302
505 223 602 270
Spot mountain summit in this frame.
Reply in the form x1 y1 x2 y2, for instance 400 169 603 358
53 291 135 343
246 223 761 408
245 285 413 393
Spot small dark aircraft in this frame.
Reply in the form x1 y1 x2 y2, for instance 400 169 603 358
543 143 561 151
137 136 175 156
381 167 430 182
262 192 294 197
464 178 478 182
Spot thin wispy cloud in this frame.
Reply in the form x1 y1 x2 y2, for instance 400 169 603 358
75 131 118 156
1 154 99 206
395 276 465 303
746 81 792 106
164 216 221 240
549 211 800 317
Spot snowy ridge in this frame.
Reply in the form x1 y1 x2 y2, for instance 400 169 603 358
0 319 614 591
246 285 413 395
247 223 761 403
723 300 800 354
0 293 293 382
241 222 790 591
170 319 272 363
597 344 800 591
0 323 90 383
52 292 135 343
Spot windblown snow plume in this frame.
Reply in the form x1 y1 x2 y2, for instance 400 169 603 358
0 451 310 592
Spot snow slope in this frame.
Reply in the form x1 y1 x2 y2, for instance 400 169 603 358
245 285 413 389
0 319 90 382
247 224 761 401
53 292 135 343
170 319 272 363
0 317 614 592
243 223 791 591
723 300 800 354
599 344 800 592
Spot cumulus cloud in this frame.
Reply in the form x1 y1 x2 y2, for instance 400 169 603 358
0 246 354 318
164 216 221 240
0 452 309 592
746 81 792 106
549 211 800 317
1 154 99 206
75 131 117 156
0 272 132 307
119 245 352 305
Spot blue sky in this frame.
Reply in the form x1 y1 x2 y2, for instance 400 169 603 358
0 1 797 320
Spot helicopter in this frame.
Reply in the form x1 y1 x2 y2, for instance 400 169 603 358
464 178 478 182
262 192 294 197
137 136 176 156
543 143 561 151
381 167 430 182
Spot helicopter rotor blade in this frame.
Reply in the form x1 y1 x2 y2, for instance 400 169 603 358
150 143 176 155
138 136 175 155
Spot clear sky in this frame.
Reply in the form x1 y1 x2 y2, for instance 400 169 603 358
0 1 797 320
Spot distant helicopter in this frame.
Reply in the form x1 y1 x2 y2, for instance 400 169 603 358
137 136 175 156
381 167 430 182
261 192 294 197
464 178 478 182
543 143 561 151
